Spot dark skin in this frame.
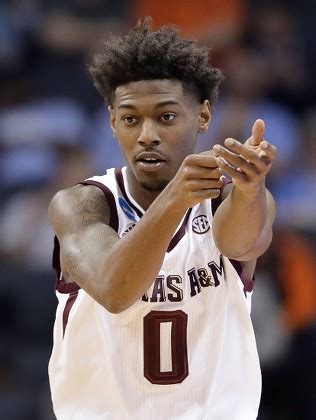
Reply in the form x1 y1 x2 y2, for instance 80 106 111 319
48 79 276 313
109 80 216 209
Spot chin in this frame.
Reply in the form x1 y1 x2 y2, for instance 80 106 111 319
139 178 169 192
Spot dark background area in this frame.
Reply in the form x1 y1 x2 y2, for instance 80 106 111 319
0 1 315 419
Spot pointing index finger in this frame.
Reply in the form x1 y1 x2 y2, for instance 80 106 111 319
250 119 265 146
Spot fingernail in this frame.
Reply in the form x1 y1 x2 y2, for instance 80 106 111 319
213 145 221 152
261 141 268 149
225 138 234 146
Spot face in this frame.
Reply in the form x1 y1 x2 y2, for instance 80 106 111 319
109 79 211 197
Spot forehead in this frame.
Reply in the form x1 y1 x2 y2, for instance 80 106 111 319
113 79 196 109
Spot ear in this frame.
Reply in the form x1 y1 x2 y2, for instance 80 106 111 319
108 105 117 138
198 100 211 134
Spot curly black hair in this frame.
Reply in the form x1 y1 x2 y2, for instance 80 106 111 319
89 18 224 105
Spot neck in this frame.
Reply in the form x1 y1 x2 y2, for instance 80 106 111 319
125 166 163 210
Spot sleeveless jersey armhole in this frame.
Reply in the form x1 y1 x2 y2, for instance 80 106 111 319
80 180 119 232
52 236 81 293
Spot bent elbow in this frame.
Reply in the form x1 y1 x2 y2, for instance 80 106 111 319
103 302 125 314
213 235 255 260
96 270 138 314
100 294 132 314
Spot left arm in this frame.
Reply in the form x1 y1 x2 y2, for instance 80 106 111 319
212 119 277 261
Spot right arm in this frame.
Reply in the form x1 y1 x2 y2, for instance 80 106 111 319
48 153 222 313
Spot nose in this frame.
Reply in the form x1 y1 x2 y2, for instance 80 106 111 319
137 120 161 146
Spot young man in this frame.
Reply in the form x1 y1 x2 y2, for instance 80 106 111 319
48 20 276 419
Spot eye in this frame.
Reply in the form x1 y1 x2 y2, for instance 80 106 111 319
160 113 176 122
123 115 138 125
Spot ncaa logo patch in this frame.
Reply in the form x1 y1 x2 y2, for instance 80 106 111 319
119 197 136 221
192 215 210 234
122 223 136 236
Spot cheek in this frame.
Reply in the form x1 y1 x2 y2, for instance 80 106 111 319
116 129 137 153
173 128 198 154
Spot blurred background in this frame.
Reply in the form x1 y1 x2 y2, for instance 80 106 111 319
0 1 315 419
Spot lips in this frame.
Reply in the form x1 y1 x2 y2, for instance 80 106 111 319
135 151 167 163
135 151 167 172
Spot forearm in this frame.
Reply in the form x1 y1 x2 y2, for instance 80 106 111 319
99 192 186 313
51 186 184 312
53 154 223 314
212 182 268 259
211 118 277 260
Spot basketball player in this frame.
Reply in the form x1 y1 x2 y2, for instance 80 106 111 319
48 19 276 419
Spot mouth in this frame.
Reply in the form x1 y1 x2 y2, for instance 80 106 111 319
135 152 167 173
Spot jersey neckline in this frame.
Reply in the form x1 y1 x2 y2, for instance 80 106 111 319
114 167 192 253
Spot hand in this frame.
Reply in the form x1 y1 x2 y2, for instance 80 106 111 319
212 119 277 193
165 151 223 209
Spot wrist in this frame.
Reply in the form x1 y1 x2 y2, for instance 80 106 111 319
145 188 188 229
158 182 190 214
233 180 266 198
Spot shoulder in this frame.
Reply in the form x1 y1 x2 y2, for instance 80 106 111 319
48 184 111 237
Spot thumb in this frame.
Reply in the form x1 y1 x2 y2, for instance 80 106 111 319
250 119 265 146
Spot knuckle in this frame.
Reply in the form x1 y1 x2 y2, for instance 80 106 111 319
210 189 221 198
216 179 224 188
218 158 228 167
186 179 195 190
237 156 245 166
184 154 195 164
182 165 192 179
210 179 223 189
248 152 258 162
200 150 214 157
213 168 222 177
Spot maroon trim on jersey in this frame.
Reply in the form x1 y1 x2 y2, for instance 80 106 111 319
167 208 192 253
211 176 232 216
229 258 254 294
115 168 191 252
56 277 81 293
52 236 81 293
52 235 62 279
62 290 79 337
80 180 119 232
114 168 143 218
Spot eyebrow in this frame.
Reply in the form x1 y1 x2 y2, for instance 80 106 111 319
154 100 180 109
117 103 136 110
117 100 181 110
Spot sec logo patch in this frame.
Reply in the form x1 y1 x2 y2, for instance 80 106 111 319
192 215 210 234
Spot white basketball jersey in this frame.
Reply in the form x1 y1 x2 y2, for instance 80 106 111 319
49 167 261 420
